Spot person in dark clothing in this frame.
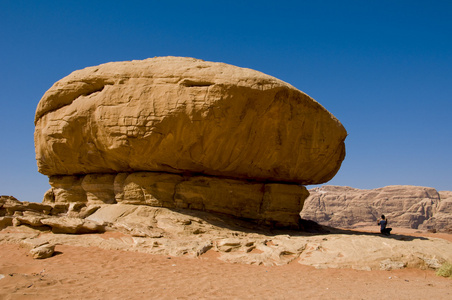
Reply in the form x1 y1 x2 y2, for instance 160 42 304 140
378 214 392 235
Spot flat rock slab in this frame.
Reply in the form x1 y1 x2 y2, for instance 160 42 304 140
298 234 452 270
2 204 452 269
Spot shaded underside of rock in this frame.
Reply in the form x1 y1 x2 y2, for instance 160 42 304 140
43 172 308 228
34 56 347 185
300 185 452 231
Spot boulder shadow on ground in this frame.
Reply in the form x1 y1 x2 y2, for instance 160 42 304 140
175 209 431 242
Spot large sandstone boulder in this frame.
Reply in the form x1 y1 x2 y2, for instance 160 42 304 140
34 57 347 227
300 185 452 231
35 56 346 184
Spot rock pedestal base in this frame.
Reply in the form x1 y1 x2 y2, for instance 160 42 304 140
44 172 309 228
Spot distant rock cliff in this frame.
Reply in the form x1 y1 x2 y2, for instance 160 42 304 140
300 185 452 231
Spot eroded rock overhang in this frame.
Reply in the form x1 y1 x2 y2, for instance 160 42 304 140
35 57 347 228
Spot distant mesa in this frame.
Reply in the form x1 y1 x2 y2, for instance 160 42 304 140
34 56 347 227
301 185 452 232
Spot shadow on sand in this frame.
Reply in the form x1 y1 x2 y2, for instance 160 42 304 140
308 227 430 241
276 219 430 241
169 208 430 241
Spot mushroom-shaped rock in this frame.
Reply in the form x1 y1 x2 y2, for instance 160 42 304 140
34 57 347 227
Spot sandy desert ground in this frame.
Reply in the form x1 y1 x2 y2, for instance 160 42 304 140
0 228 451 300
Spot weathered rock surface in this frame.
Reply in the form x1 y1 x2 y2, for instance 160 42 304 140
44 172 308 227
41 217 105 234
19 238 56 259
34 56 346 184
300 185 452 231
297 233 451 270
0 196 53 216
29 243 55 259
1 198 452 269
421 191 452 230
1 195 105 234
33 57 347 226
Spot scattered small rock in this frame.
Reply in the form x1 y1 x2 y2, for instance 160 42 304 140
380 259 406 271
30 243 55 259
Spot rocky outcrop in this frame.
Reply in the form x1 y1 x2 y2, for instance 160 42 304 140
300 185 452 231
20 239 55 259
297 233 451 270
0 195 103 234
421 191 452 230
43 173 308 227
0 196 53 216
34 57 347 227
2 197 452 269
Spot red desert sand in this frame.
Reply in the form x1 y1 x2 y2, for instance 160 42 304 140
1 228 451 300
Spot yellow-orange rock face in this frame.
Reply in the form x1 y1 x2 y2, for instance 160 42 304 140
34 57 346 184
35 57 347 227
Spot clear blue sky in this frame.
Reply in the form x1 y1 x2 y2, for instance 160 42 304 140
1 0 451 202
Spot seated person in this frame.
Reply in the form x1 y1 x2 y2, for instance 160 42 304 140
378 214 392 235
